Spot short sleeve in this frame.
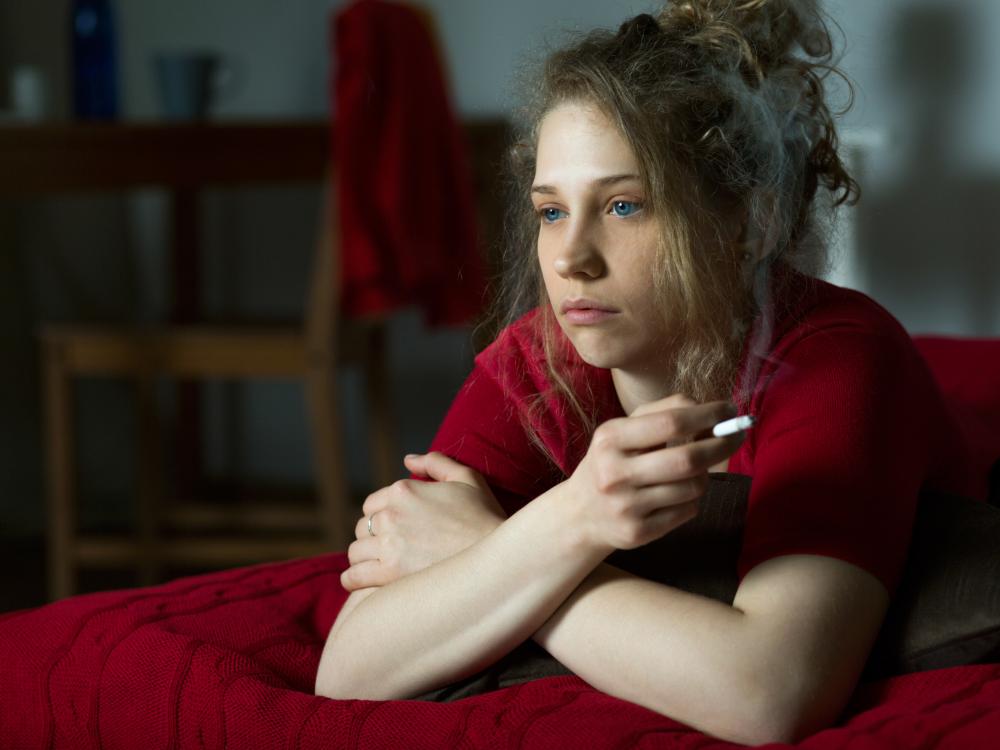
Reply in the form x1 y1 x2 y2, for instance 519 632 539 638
737 323 932 593
427 361 563 517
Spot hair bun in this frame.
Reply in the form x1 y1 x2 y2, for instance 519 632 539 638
616 13 665 43
608 13 666 63
618 13 662 42
658 0 832 81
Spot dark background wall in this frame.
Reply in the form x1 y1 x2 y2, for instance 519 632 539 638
1 0 997 546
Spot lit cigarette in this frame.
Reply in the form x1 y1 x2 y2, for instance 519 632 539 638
712 414 756 438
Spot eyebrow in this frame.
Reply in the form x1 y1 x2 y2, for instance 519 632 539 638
530 173 641 195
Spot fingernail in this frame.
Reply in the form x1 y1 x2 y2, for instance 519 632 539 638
404 453 418 460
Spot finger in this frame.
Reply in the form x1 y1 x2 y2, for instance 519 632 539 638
354 515 367 540
631 393 696 418
354 509 390 539
347 537 380 565
415 451 489 490
605 401 737 452
642 498 700 539
340 560 388 592
403 453 429 478
361 486 393 517
632 475 708 514
626 431 745 484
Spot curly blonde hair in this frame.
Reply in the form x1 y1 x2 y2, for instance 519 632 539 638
490 0 859 449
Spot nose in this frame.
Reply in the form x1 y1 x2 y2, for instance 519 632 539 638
553 219 604 279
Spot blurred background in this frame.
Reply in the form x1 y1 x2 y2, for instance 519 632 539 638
1 0 998 611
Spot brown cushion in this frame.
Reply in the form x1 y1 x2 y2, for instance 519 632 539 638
416 474 1000 700
865 485 1000 678
608 474 1000 680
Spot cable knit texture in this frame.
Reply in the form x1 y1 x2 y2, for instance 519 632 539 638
3 552 1000 748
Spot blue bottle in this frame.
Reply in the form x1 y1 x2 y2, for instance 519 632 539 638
71 0 119 119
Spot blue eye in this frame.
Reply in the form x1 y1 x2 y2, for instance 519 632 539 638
610 201 641 218
540 207 567 223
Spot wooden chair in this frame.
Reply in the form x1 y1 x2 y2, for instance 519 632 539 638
40 174 386 599
35 120 509 601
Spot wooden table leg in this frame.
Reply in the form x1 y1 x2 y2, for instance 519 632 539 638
305 360 354 552
170 188 203 502
135 372 163 586
43 337 76 601
363 322 399 490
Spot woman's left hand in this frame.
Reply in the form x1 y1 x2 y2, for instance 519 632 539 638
341 452 506 592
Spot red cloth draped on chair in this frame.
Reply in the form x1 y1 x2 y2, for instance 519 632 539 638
333 0 487 325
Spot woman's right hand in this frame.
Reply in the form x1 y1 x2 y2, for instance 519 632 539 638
564 394 746 553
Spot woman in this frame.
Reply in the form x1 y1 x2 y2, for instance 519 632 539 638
315 1 976 743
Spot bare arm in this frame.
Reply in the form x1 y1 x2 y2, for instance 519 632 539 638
315 481 607 700
316 398 888 745
320 480 885 745
316 399 735 700
532 554 888 745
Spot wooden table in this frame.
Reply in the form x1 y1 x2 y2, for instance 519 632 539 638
0 121 334 497
0 121 330 192
0 121 329 318
0 119 506 313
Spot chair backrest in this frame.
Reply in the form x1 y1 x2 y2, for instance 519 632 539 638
304 119 511 361
305 170 340 359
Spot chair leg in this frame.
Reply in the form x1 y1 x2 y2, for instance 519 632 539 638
305 360 354 552
43 339 76 601
363 323 400 490
135 374 163 586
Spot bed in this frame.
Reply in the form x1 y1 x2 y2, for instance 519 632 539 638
2 335 999 749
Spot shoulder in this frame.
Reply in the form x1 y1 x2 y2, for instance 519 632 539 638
745 271 927 408
742 272 936 439
471 307 618 475
427 312 561 505
773 271 914 355
474 308 548 394
474 307 601 413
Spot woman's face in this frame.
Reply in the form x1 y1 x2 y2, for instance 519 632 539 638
533 101 672 372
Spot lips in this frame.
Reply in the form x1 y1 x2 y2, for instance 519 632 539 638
559 298 620 325
559 298 619 315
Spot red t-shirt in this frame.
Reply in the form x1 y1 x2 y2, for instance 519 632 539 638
428 269 979 593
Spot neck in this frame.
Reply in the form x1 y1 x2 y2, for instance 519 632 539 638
611 365 676 416
612 364 734 473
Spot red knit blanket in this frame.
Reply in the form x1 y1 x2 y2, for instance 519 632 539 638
2 553 998 749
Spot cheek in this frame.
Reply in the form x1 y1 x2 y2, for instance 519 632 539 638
537 240 560 295
540 269 561 307
617 273 668 337
536 231 552 266
622 235 663 294
619 257 658 298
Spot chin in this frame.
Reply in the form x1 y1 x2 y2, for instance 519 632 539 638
568 340 627 370
569 333 659 372
560 324 637 370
